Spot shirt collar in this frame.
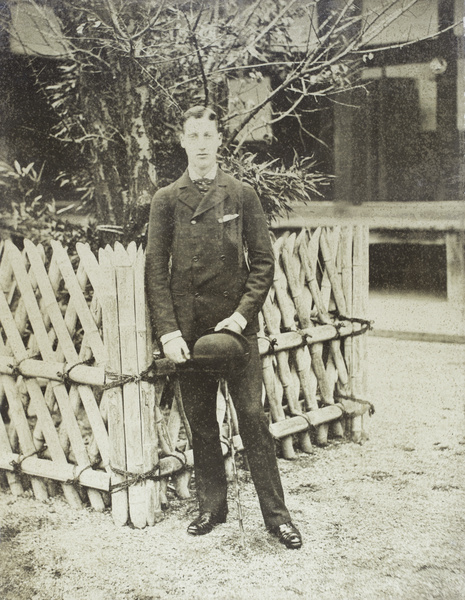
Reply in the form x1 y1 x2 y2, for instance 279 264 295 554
188 164 218 182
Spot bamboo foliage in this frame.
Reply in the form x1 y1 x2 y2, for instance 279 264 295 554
0 226 370 527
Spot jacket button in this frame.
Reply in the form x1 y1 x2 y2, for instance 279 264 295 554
220 255 226 261
191 219 197 225
194 292 200 298
193 255 199 262
223 291 229 298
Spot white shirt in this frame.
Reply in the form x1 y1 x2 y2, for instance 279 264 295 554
188 164 218 182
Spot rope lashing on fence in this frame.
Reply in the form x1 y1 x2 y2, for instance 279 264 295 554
7 354 41 378
328 311 374 338
65 463 94 487
10 445 48 473
335 392 376 416
109 465 162 494
109 451 189 494
294 412 315 431
101 364 156 390
60 357 95 385
257 335 279 354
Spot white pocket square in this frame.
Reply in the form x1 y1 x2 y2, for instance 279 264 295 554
218 213 239 223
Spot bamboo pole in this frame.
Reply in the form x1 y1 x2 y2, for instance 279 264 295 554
261 298 296 459
340 226 353 436
281 233 327 449
361 225 370 440
351 225 367 443
269 405 343 438
319 228 345 439
281 234 319 411
272 237 313 452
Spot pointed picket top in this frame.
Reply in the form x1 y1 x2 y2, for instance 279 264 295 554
113 241 132 267
307 226 321 275
127 241 137 265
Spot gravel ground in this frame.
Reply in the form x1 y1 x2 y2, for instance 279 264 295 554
1 335 465 600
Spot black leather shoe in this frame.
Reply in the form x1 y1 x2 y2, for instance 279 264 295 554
271 522 303 549
187 511 227 536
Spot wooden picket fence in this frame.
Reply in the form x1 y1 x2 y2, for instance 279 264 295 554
0 225 371 528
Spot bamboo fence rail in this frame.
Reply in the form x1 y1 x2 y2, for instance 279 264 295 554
0 225 371 528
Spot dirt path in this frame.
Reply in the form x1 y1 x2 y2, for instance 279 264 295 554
1 336 465 600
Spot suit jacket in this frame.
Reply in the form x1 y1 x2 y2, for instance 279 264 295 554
145 168 274 342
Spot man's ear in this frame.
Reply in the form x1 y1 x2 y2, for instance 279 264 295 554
218 132 223 145
179 133 185 149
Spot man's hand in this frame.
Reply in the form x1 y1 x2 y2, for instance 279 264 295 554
214 316 243 334
162 337 191 364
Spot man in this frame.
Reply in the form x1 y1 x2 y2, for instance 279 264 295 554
145 106 302 549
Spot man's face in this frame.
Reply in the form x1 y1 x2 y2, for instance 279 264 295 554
180 116 222 176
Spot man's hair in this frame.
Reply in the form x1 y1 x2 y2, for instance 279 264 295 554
181 106 218 130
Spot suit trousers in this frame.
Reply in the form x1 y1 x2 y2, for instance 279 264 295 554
178 334 291 529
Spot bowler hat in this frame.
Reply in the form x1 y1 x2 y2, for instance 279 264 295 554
192 329 250 376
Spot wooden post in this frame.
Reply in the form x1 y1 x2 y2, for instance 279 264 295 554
446 232 465 331
351 225 369 443
341 226 353 436
113 243 146 528
134 246 162 525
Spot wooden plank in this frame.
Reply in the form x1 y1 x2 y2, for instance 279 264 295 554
113 243 146 528
98 247 128 526
0 453 109 491
135 246 161 525
270 200 465 232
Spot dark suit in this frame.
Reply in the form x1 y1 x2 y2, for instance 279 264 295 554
145 168 290 528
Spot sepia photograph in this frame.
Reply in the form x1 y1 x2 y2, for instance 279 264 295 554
0 1 464 599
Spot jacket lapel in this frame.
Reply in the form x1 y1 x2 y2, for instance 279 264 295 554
177 171 202 212
192 169 229 219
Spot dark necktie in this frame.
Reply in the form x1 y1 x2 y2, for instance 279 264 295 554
193 178 214 194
